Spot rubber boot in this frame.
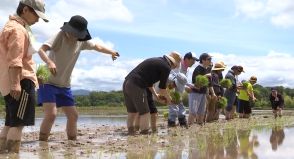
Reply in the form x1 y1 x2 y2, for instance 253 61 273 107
0 138 6 153
6 140 21 153
168 119 176 127
178 117 188 128
39 132 49 141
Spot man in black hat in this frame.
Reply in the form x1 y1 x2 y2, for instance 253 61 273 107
37 15 119 141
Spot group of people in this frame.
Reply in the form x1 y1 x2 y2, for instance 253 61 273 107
0 0 119 153
0 0 286 154
124 50 285 135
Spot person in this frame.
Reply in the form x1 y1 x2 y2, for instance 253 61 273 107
134 88 159 133
0 0 48 153
224 65 244 120
170 52 198 126
167 72 188 127
37 15 119 141
188 53 213 125
269 88 284 118
237 76 257 118
123 51 181 135
206 61 226 122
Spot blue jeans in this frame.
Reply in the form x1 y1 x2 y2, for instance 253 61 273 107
224 90 236 111
168 102 186 122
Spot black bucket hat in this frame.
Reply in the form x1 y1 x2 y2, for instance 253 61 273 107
61 15 92 41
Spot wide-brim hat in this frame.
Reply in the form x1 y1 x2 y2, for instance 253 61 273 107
212 61 226 71
165 51 182 67
61 15 92 41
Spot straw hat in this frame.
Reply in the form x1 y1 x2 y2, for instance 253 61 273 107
212 61 226 71
249 76 257 82
165 51 181 66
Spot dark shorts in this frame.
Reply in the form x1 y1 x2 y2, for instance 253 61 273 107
4 79 35 127
123 79 149 115
146 89 157 114
272 105 283 110
38 84 75 107
237 99 251 114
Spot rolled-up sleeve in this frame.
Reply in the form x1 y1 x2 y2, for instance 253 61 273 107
81 40 96 50
6 28 25 68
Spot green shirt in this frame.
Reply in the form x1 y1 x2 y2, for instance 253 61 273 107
238 82 253 101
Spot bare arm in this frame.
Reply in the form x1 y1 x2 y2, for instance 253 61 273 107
38 45 56 75
9 67 22 100
158 88 172 104
94 43 119 61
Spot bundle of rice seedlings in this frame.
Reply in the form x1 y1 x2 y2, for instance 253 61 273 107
163 111 169 119
217 97 227 109
36 64 50 84
194 75 209 88
220 79 232 88
170 90 181 104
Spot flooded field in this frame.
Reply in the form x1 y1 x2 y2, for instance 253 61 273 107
0 114 294 159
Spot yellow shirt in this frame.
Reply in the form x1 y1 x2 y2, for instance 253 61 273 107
238 82 253 101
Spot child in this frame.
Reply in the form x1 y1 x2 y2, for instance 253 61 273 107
37 15 119 141
0 0 48 153
237 76 257 118
167 72 188 127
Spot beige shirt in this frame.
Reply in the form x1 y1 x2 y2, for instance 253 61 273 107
45 31 96 87
0 16 37 96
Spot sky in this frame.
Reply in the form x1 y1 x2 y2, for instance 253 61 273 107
1 0 294 91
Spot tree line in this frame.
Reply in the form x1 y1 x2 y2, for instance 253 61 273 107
0 85 294 108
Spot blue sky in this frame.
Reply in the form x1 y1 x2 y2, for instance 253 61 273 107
1 0 294 91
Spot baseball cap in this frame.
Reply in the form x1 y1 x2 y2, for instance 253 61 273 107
184 52 199 61
20 0 49 22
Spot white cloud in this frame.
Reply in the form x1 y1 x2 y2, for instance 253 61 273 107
235 0 294 28
55 50 294 91
1 0 133 41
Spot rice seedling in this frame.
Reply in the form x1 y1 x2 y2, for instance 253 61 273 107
217 97 227 109
36 64 50 84
194 75 209 88
219 79 232 88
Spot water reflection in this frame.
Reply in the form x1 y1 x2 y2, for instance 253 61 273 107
270 126 285 151
0 116 293 159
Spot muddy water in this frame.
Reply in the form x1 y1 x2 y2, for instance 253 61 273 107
0 115 126 132
0 116 293 159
